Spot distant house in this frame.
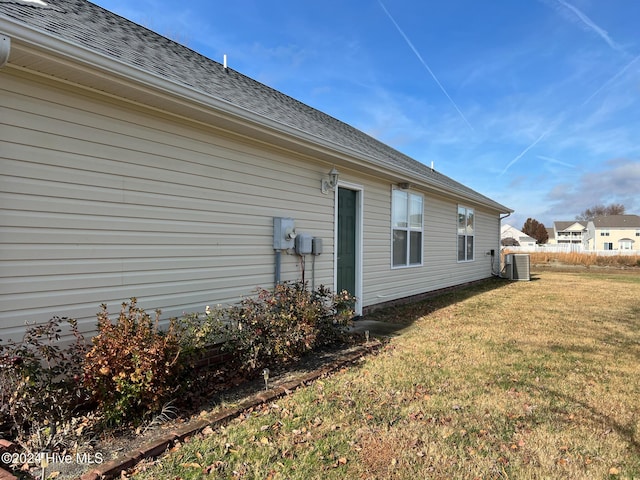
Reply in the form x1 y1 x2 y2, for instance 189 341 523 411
500 224 536 248
549 221 587 249
0 0 512 342
585 215 640 252
545 227 555 244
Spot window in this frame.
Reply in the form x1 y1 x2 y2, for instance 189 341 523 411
600 230 610 236
603 242 613 250
457 206 474 262
392 190 423 267
620 240 633 250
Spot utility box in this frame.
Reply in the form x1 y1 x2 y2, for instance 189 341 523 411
295 233 313 255
273 217 296 250
312 237 323 256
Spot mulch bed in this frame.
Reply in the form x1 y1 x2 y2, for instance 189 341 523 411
2 339 383 480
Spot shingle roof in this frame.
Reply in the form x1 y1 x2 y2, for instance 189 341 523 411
592 215 640 228
0 0 511 212
546 227 554 240
554 221 586 231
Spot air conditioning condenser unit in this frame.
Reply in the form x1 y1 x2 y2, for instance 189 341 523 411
505 253 530 281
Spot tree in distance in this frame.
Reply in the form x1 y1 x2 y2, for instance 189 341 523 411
576 204 625 221
522 218 549 244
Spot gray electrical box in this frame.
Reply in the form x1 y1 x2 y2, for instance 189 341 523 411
295 233 313 255
312 237 323 255
273 217 296 250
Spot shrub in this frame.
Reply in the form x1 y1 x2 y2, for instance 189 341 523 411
172 307 222 365
216 282 355 373
83 298 182 425
2 285 356 435
0 317 87 447
314 285 356 344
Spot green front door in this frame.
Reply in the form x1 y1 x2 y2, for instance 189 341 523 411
337 187 357 296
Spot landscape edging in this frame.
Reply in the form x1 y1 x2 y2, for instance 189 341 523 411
75 341 382 480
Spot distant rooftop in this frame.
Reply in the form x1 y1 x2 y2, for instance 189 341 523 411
592 214 640 228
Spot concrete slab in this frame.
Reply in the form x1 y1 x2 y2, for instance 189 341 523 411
350 319 412 338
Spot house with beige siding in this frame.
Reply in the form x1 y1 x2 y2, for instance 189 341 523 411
548 221 587 249
585 215 640 252
0 0 512 342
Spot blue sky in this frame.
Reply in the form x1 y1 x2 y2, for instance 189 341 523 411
92 0 639 228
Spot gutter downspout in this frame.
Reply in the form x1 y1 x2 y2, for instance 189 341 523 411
495 212 512 278
0 34 10 68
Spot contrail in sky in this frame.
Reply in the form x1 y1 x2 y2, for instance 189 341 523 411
537 155 576 169
378 1 474 132
555 0 621 51
582 54 640 105
500 128 552 177
500 2 632 178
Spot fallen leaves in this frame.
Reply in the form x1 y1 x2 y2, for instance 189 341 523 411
331 456 348 468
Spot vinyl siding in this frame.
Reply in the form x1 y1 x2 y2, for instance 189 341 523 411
0 71 335 340
1 68 504 342
592 228 638 250
360 184 500 308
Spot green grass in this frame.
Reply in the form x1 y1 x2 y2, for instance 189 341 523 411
131 270 640 479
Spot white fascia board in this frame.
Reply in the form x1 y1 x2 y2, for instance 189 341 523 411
2 17 511 214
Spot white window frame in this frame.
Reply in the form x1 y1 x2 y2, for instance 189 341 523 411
391 189 424 268
619 239 633 250
457 205 475 262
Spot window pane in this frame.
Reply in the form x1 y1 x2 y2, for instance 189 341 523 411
410 231 422 264
458 206 466 234
466 209 474 235
458 235 466 261
466 235 474 260
393 190 408 228
409 194 423 228
393 230 407 266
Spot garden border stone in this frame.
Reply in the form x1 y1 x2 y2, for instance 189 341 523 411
75 341 382 480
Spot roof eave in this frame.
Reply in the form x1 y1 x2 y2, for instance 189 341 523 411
2 17 512 213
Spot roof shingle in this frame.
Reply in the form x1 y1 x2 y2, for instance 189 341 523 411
593 215 640 228
0 0 511 211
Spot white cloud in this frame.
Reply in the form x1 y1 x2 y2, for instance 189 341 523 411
544 158 640 218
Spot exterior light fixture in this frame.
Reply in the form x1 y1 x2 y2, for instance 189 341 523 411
321 167 340 194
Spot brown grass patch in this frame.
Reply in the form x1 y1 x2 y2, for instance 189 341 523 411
506 250 640 268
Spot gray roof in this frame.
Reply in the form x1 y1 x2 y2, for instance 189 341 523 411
546 227 554 239
554 221 586 231
592 215 640 228
0 0 511 212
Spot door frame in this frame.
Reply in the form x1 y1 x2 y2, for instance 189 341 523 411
334 182 363 316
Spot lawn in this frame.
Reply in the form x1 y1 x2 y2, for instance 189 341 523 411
131 270 640 479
